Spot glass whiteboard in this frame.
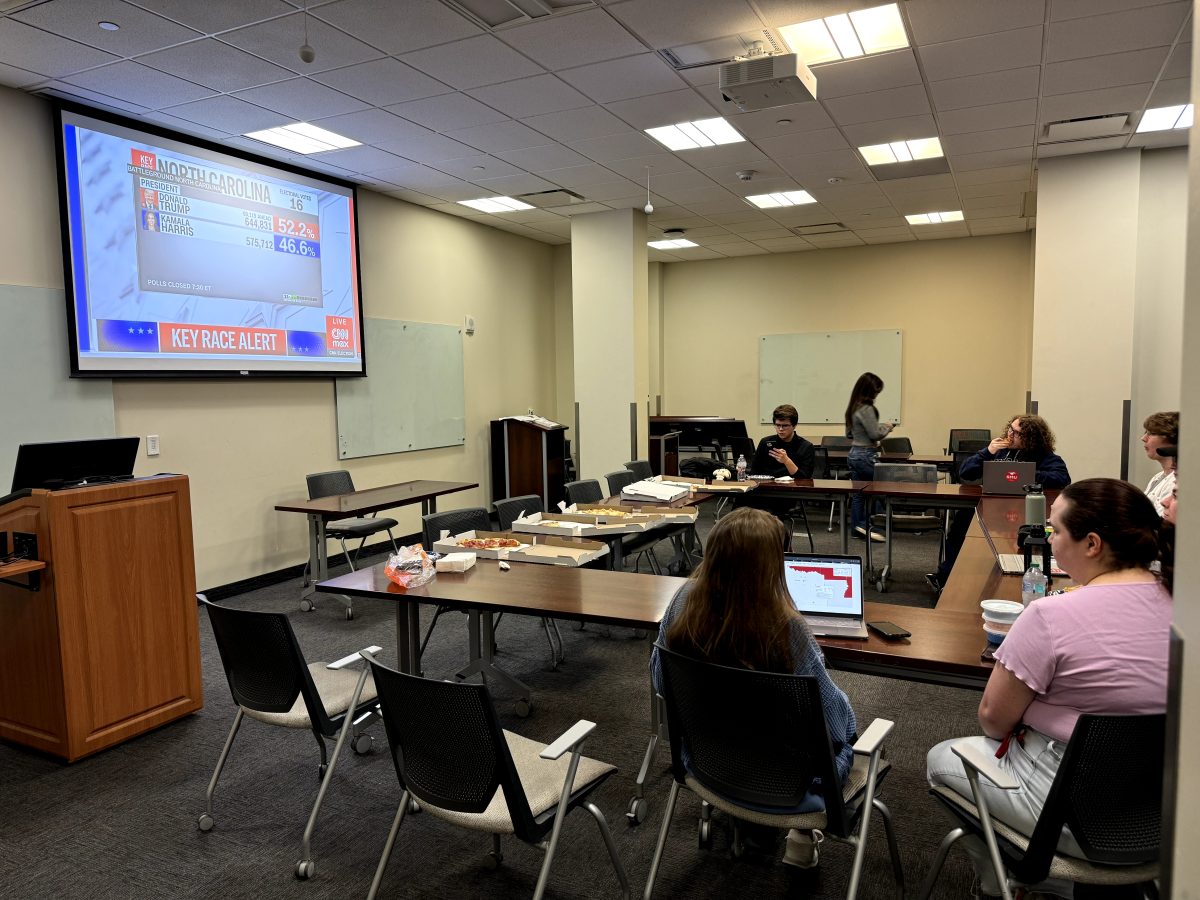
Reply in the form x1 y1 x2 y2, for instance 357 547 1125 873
335 318 465 459
759 329 902 425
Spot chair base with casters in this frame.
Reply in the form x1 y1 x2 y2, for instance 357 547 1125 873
358 653 630 900
197 597 383 879
626 690 667 827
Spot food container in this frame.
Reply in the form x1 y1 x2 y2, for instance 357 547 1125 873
982 623 1007 645
980 599 1023 623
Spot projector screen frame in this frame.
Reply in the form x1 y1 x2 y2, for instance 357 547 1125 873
53 101 368 380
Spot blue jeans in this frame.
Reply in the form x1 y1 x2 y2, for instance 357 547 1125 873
848 446 878 531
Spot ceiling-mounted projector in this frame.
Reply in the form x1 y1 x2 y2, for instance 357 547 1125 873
719 53 817 112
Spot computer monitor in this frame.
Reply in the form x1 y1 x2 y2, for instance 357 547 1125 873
11 436 140 491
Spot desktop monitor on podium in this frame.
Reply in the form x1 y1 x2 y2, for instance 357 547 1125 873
11 436 140 491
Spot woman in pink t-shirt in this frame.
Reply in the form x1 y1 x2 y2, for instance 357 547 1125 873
927 478 1172 896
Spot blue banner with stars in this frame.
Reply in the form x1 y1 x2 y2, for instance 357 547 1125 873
286 331 328 357
97 319 161 352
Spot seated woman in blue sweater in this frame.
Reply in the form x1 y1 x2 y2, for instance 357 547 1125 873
650 506 857 867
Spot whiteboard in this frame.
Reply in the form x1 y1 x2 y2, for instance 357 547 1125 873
0 284 116 488
335 318 465 459
759 329 902 425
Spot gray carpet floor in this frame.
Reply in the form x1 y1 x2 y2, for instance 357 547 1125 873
0 504 986 900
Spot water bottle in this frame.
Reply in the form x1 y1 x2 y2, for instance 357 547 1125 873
1024 484 1046 525
1021 562 1047 608
736 454 747 481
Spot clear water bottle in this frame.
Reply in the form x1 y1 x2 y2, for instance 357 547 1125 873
1021 562 1047 608
736 454 747 481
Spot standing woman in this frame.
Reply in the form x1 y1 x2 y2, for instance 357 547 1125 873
845 372 893 542
1141 410 1178 516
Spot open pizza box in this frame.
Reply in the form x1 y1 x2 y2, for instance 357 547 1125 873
571 503 680 525
600 502 698 523
657 475 754 493
506 535 609 567
510 511 661 536
431 529 532 559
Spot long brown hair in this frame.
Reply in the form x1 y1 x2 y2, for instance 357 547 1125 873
844 372 884 434
665 507 802 671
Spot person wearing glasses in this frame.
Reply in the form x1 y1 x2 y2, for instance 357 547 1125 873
750 403 815 480
927 414 1071 594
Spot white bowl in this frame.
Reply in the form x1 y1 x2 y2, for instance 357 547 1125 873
980 599 1023 622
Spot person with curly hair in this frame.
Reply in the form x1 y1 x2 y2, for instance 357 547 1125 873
1141 411 1178 516
927 415 1072 594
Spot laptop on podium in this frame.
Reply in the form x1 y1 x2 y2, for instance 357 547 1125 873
783 552 869 639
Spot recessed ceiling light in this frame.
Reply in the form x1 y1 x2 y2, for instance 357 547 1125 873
859 137 943 165
778 3 908 66
98 20 120 30
458 196 535 213
906 210 963 225
1136 104 1193 133
244 122 360 154
746 190 817 209
645 117 745 151
648 239 699 249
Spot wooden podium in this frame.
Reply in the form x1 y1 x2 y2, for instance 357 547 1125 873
0 476 203 761
489 418 567 510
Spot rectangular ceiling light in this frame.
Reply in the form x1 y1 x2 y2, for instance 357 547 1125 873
244 122 361 154
859 136 943 165
779 3 908 66
458 196 536 213
1136 104 1193 133
648 238 699 249
645 117 745 151
746 190 817 208
906 210 963 225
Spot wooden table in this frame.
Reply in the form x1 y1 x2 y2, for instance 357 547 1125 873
821 449 955 470
603 491 712 573
743 478 860 553
862 482 983 590
275 479 477 607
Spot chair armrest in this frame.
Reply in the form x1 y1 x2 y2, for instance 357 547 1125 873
952 738 1019 790
539 719 597 760
852 718 894 756
328 645 382 669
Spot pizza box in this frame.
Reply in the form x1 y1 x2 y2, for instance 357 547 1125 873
620 480 689 503
431 529 531 559
506 536 609 567
510 511 661 536
614 503 698 523
572 503 677 524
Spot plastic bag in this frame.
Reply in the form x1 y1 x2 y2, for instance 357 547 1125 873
384 544 435 590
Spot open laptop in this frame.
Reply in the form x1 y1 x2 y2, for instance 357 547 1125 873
980 521 1066 576
980 460 1037 495
783 552 869 639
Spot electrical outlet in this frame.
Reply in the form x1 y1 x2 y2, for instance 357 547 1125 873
147 434 160 456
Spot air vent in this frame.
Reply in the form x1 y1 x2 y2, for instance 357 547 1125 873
515 188 587 208
444 0 593 29
1042 114 1129 143
793 223 847 236
659 30 786 70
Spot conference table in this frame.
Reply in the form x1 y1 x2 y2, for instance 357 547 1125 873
863 482 984 591
275 479 477 607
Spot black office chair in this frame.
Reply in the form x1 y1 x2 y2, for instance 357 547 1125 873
492 495 565 669
305 470 399 619
945 428 992 455
358 654 629 900
950 440 990 484
624 460 653 481
564 479 604 506
605 469 637 497
420 507 493 657
869 463 944 591
645 645 903 900
880 436 912 454
198 596 381 879
917 714 1164 900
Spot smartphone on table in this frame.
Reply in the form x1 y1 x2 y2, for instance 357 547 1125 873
866 620 911 640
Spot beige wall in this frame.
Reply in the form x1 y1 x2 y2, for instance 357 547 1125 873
0 87 557 589
658 233 1034 453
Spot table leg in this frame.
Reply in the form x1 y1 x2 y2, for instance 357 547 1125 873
396 602 421 676
454 609 533 713
422 497 438 517
608 536 624 571
839 496 849 555
880 498 894 591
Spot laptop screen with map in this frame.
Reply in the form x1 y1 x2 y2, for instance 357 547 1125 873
783 553 868 638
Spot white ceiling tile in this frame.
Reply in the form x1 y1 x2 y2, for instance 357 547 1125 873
1163 40 1192 79
520 105 633 141
379 187 443 205
754 128 849 158
963 197 1023 215
703 210 766 225
755 236 815 250
387 93 509 132
1046 4 1189 63
1037 134 1130 157
559 53 688 103
920 26 1043 82
311 58 451 107
138 39 293 93
854 225 913 239
1149 76 1191 106
861 233 914 244
606 0 764 48
930 66 1041 110
163 93 292 132
699 168 790 191
823 85 931 125
42 81 151 114
499 8 647 69
308 145 411 174
371 163 468 191
444 120 550 153
804 234 865 248
969 218 1030 234
568 131 662 162
13 0 200 55
401 35 544 90
713 242 769 255
668 247 727 259
495 143 593 170
139 110 233 140
472 173 561 195
468 74 592 118
676 63 718 86
1043 47 1170 96
960 179 1032 199
878 173 957 193
577 179 644 200
649 169 721 193
604 89 719 129
0 18 117 78
1036 83 1153 123
839 115 938 147
233 77 368 119
938 99 1038 135
942 124 1037 155
778 148 871 181
728 102 834 138
889 189 963 211
605 153 697 178
65 61 212 108
956 164 1034 185
309 108 417 143
429 154 527 181
676 142 770 169
543 162 627 188
1052 0 1185 20
914 224 969 239
132 0 294 34
906 0 1046 44
220 13 384 73
557 201 617 215
813 51 923 100
950 147 1035 171
0 61 44 88
427 180 510 202
313 0 482 54
814 183 890 209
373 128 479 164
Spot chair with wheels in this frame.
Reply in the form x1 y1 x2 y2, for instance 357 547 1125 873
644 645 903 900
916 714 1164 900
605 470 637 497
493 495 565 669
624 460 653 481
945 428 992 455
304 470 399 619
358 653 630 900
950 439 990 484
197 595 381 880
420 507 493 657
564 479 604 506
868 463 944 591
880 436 913 454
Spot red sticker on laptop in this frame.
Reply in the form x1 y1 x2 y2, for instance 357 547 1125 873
1005 469 1019 482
